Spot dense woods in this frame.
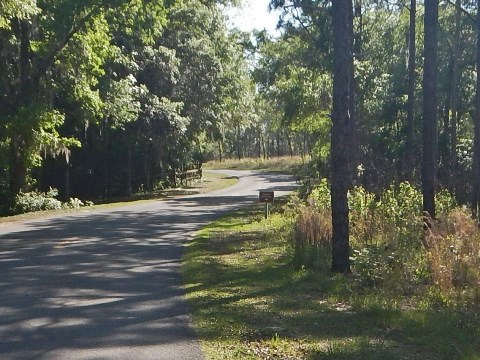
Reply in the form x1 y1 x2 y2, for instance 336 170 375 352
2 0 480 282
0 0 255 211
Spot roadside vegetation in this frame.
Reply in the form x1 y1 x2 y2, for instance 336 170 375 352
0 171 237 223
183 189 480 359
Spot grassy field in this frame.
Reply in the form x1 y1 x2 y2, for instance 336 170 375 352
204 156 309 175
0 171 238 223
182 202 480 360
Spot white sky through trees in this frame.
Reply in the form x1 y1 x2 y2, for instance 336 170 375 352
225 0 282 35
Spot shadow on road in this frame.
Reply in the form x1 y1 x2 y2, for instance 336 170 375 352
0 171 297 359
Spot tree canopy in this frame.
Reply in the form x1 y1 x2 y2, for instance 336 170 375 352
3 1 480 275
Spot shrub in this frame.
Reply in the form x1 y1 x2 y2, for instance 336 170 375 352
293 181 480 302
13 188 92 214
63 197 84 209
308 178 331 211
375 182 423 247
348 185 377 245
13 188 62 213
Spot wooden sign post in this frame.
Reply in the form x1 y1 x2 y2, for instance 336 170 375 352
259 191 274 219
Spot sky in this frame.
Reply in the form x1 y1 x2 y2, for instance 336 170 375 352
225 0 282 36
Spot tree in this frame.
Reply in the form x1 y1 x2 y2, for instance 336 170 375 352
0 0 38 29
331 0 354 273
472 0 480 217
0 0 128 204
422 0 439 219
405 0 416 180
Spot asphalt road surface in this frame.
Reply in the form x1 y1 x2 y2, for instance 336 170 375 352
0 170 297 360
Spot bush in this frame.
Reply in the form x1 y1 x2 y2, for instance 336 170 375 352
292 181 479 302
12 188 92 214
13 188 62 213
308 178 331 210
63 197 84 209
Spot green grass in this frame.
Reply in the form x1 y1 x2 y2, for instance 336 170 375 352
204 156 309 175
182 202 480 360
0 171 238 223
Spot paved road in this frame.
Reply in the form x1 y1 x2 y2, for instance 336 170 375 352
0 170 296 360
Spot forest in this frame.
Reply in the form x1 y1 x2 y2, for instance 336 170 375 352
2 0 480 278
0 0 476 205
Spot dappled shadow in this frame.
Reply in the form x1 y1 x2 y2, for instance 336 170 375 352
0 211 206 359
0 170 297 359
184 222 480 360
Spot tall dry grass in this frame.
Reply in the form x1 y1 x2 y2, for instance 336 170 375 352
290 180 479 305
426 209 480 303
292 206 332 269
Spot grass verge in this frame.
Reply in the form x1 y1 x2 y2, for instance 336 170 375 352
0 171 238 224
182 201 480 360
204 156 309 175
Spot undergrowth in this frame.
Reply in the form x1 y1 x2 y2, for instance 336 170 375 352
183 202 480 359
291 179 479 307
12 187 92 214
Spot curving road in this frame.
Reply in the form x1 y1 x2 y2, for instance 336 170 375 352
0 170 297 360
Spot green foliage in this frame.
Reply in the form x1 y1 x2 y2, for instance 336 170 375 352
13 188 62 213
7 106 80 168
309 178 331 211
253 28 333 162
12 187 92 214
296 181 467 295
0 0 255 204
0 0 39 29
435 188 457 215
183 201 480 359
64 197 85 209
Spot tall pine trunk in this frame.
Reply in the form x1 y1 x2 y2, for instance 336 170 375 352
449 0 461 192
472 0 480 217
422 0 438 219
331 0 354 273
405 0 416 181
8 19 34 199
441 0 461 191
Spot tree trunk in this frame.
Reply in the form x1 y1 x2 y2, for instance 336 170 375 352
8 19 33 198
449 0 461 191
127 142 133 196
405 0 416 181
262 136 267 159
287 135 294 157
349 0 360 184
65 156 70 200
236 124 241 160
102 121 110 196
472 0 480 217
218 140 223 162
276 132 281 157
8 137 28 197
258 131 262 159
144 142 152 191
331 0 353 273
422 0 438 219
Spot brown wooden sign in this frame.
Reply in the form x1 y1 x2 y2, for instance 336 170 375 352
259 191 274 203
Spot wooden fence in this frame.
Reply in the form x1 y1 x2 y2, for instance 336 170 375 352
174 168 202 186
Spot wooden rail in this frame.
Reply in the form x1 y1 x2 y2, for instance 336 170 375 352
174 168 202 186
